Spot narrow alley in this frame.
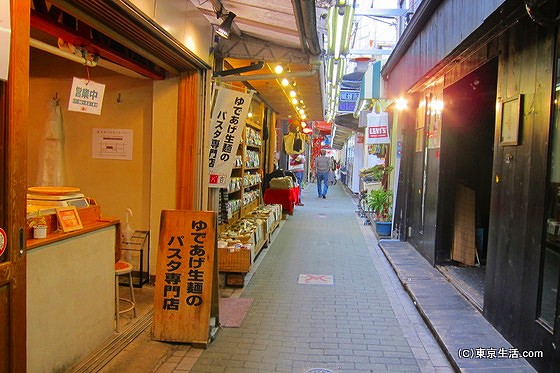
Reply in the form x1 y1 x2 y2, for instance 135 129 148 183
96 182 453 373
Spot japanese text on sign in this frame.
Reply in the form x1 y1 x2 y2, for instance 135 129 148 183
162 220 209 310
68 77 105 115
208 88 253 188
153 210 216 345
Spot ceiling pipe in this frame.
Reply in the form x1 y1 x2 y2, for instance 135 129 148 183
217 68 319 82
30 38 98 67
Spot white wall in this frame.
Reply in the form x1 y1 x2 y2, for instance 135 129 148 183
27 227 116 373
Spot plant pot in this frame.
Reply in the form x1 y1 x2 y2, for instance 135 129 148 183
375 221 392 237
33 225 47 239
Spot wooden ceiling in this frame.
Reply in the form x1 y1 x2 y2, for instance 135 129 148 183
192 0 325 122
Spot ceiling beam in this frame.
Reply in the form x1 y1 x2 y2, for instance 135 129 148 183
216 34 313 65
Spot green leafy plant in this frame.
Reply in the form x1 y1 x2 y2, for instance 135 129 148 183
366 189 393 222
360 164 394 182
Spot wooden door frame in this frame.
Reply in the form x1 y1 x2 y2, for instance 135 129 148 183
2 0 29 371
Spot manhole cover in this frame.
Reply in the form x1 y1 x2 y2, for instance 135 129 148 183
305 369 336 373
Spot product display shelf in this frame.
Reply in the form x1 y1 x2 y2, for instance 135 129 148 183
218 204 283 287
218 118 263 232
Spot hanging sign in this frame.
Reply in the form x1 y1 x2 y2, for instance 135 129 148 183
68 77 105 115
153 210 218 346
0 1 10 81
338 90 360 113
208 87 253 188
365 111 390 144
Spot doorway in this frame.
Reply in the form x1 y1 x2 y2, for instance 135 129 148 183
438 59 498 310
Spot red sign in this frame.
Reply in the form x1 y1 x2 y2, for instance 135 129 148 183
368 126 388 138
0 228 7 257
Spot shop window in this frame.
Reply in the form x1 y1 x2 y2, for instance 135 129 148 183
539 53 560 331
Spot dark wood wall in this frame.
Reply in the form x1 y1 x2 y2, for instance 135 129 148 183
485 17 558 371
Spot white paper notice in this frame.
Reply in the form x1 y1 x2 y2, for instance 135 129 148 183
92 128 133 160
68 77 105 115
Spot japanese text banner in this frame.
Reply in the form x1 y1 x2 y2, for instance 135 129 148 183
208 87 253 188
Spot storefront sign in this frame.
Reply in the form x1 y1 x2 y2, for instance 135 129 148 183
0 1 10 81
338 89 360 113
153 210 217 345
68 77 105 115
208 87 253 188
365 111 390 144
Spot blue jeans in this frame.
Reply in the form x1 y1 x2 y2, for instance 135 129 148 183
294 171 304 199
316 170 329 197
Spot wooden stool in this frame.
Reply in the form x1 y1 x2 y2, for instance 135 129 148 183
115 260 137 332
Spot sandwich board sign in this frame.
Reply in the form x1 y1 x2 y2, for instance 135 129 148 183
152 210 219 347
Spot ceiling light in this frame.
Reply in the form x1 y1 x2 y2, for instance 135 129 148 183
216 12 236 39
291 97 299 105
274 64 284 74
281 78 290 86
289 90 297 97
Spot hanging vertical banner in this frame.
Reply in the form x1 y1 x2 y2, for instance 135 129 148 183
208 87 253 188
68 77 105 115
152 210 218 346
365 111 390 144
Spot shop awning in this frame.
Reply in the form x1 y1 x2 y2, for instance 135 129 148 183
331 124 353 150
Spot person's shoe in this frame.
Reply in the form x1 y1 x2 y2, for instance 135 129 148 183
322 195 326 199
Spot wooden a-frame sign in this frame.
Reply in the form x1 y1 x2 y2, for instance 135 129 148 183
152 210 220 347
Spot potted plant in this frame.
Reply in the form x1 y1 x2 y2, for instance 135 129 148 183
360 164 394 183
366 189 393 237
28 210 48 239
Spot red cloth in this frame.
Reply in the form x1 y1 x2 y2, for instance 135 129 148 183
263 187 300 214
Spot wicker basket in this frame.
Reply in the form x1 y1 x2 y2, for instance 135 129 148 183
218 247 252 272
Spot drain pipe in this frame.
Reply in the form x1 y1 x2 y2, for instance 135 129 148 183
293 0 322 56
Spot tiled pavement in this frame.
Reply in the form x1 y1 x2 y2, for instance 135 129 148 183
95 180 538 372
186 183 453 373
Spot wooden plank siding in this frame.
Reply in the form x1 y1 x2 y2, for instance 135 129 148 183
485 17 556 371
387 1 560 370
383 0 521 97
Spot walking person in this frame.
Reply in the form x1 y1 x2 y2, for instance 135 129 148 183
314 149 332 199
289 153 306 206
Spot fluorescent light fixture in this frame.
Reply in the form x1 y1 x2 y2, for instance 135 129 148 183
326 3 355 59
216 12 236 39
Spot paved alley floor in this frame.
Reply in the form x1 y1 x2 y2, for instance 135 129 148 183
189 182 451 373
97 182 453 373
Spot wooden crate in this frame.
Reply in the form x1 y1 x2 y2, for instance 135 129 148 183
218 247 252 272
